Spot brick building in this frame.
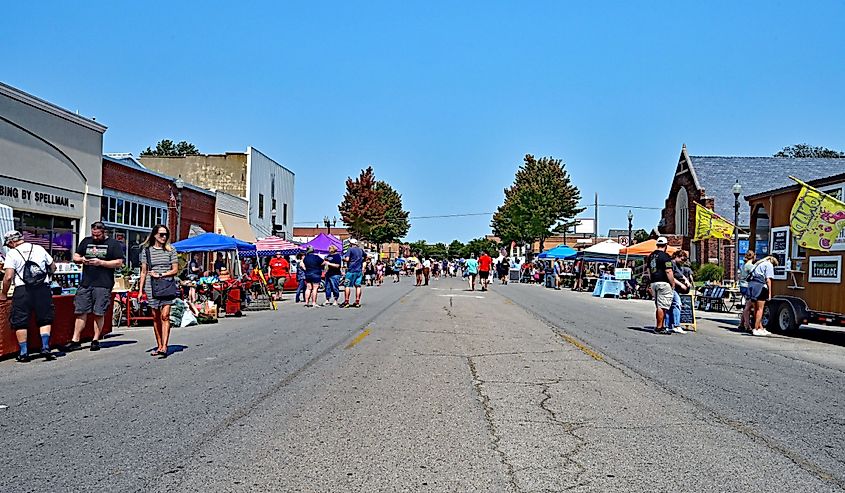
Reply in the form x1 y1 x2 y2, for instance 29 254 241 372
102 155 216 268
658 144 845 278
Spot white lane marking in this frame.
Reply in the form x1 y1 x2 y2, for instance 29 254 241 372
438 294 485 299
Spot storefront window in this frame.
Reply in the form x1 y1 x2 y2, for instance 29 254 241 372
12 211 77 262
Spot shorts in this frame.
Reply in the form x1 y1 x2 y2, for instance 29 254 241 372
747 281 769 302
273 276 287 290
147 297 175 310
479 270 489 279
74 286 113 316
650 282 673 310
10 284 54 329
344 271 363 287
739 286 749 297
305 273 322 284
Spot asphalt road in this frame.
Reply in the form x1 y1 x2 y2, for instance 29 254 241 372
1 276 843 492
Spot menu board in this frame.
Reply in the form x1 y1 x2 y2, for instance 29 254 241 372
679 294 697 331
770 227 790 280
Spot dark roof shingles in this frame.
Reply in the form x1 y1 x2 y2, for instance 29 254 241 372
690 156 845 227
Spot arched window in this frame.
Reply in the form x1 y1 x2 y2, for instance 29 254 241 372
675 187 689 236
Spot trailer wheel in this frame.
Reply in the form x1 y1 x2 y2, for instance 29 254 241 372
762 302 776 330
773 303 797 333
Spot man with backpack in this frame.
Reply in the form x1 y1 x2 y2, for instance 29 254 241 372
0 230 57 362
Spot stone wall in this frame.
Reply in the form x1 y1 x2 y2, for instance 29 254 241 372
139 154 248 198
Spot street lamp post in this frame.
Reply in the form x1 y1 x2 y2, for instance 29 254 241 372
174 176 184 241
627 209 633 246
323 215 336 235
732 180 742 281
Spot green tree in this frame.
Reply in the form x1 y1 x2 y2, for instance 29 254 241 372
491 154 584 252
141 139 200 157
633 229 650 243
338 166 388 243
368 181 411 252
448 240 465 259
462 237 501 258
428 242 448 259
408 240 429 258
774 143 845 158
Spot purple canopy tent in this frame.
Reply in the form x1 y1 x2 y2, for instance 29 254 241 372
301 233 342 254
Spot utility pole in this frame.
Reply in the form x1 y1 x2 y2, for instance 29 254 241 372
594 192 598 241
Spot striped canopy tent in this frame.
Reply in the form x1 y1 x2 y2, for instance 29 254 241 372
244 236 302 257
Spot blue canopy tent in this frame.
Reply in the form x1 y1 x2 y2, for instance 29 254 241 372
537 245 577 259
172 233 256 253
172 233 256 277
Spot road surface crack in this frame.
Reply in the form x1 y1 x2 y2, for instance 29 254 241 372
538 383 591 489
467 356 520 493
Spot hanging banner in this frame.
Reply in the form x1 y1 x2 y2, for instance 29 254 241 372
789 177 845 252
693 203 735 241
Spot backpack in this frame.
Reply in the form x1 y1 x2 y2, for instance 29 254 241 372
13 246 49 287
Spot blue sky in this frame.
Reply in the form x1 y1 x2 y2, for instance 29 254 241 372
3 1 844 243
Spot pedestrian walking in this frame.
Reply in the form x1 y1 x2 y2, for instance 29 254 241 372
646 237 676 334
302 246 324 308
465 253 479 291
323 245 342 305
393 258 403 283
0 230 57 362
67 221 125 352
478 251 492 291
497 258 509 285
748 255 778 336
139 224 179 358
738 250 757 332
268 252 289 301
422 258 431 285
339 239 366 308
376 260 385 286
294 253 306 303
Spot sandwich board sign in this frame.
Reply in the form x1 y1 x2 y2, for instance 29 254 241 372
678 294 697 331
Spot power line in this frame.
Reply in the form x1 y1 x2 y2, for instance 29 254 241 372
293 203 661 224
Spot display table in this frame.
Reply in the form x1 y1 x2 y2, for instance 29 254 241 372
592 278 626 298
0 294 114 358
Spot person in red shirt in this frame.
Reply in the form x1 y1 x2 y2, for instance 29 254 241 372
267 252 289 301
478 250 493 291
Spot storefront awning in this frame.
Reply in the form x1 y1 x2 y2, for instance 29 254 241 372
217 212 257 243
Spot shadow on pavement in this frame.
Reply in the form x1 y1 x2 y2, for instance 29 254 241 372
98 340 138 349
167 344 188 355
627 325 658 335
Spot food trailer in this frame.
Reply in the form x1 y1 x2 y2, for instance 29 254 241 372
747 173 845 332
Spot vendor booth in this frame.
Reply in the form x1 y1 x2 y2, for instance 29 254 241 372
619 239 679 257
537 244 576 259
301 233 342 254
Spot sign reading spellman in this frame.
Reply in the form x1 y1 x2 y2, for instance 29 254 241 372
0 176 83 215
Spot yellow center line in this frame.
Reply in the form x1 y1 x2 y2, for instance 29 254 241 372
560 334 603 361
345 328 371 349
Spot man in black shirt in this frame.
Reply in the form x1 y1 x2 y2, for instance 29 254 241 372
66 222 125 351
646 237 676 334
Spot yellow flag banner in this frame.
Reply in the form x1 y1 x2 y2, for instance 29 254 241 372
789 178 845 251
693 203 735 241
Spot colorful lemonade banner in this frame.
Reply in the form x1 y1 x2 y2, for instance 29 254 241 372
789 177 845 251
693 203 735 241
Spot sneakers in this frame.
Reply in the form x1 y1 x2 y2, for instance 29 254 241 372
63 340 82 352
16 353 30 363
350 302 361 308
338 301 349 308
752 328 772 336
90 340 101 351
671 326 687 334
40 349 57 361
654 327 672 335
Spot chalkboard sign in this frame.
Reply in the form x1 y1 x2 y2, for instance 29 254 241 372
772 230 788 252
679 294 697 331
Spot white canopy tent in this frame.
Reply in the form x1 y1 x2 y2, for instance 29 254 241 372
582 239 623 256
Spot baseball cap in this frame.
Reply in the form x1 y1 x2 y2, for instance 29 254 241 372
349 238 358 244
3 230 22 245
656 236 668 246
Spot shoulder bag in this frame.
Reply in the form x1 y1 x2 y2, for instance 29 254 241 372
145 248 179 300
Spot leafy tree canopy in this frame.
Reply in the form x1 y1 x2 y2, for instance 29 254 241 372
774 143 845 158
491 154 584 252
338 166 388 243
140 139 200 157
447 240 465 259
368 181 411 248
